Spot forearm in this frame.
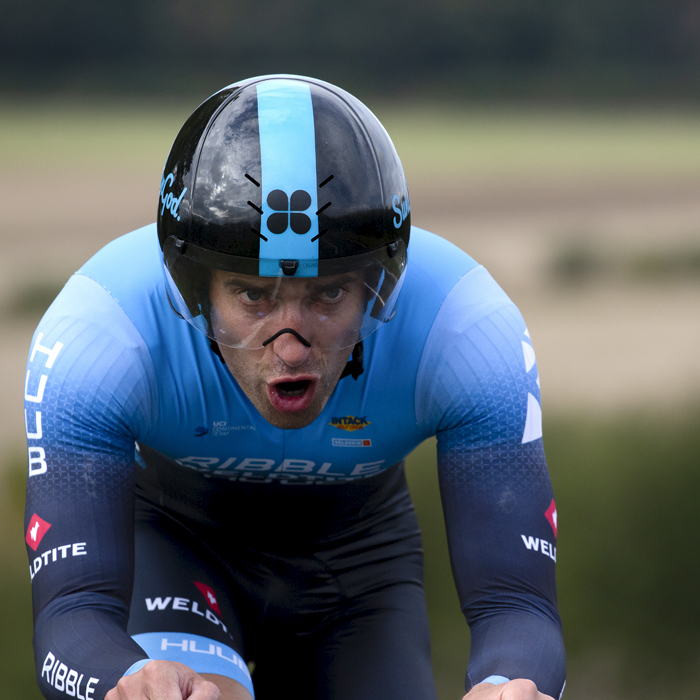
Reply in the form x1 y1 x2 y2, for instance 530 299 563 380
465 611 565 697
34 593 147 700
437 432 565 697
27 468 140 700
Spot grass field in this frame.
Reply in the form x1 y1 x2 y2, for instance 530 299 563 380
2 99 700 698
3 99 700 178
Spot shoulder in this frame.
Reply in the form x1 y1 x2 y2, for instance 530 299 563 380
27 226 163 435
378 227 480 360
77 223 163 309
36 223 163 359
396 227 520 349
408 231 539 439
404 227 479 297
72 223 193 358
400 227 521 339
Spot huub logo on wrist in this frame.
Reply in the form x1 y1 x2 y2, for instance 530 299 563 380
160 173 187 221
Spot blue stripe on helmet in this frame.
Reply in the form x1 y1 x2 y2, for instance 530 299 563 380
256 79 319 277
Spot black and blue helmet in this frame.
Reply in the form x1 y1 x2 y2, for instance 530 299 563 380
158 75 411 351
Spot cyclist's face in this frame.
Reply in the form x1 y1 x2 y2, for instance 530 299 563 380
209 270 366 429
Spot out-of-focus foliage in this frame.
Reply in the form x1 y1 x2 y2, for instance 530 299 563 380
551 242 700 284
0 452 43 700
2 0 700 98
3 281 66 322
405 408 700 699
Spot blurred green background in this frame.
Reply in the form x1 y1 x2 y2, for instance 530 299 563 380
2 2 700 698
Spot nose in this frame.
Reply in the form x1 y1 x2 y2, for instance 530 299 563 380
271 331 311 367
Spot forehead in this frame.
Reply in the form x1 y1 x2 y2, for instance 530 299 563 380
211 269 364 290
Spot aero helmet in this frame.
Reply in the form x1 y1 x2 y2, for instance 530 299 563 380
158 75 410 367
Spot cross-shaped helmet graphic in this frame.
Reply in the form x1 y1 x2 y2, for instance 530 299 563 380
266 189 312 235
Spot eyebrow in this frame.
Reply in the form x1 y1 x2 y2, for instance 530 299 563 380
218 275 274 288
218 273 360 289
308 274 358 289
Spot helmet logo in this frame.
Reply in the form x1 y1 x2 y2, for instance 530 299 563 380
392 192 411 229
266 189 312 235
160 172 187 222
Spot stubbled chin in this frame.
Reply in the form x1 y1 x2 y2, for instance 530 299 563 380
261 403 323 429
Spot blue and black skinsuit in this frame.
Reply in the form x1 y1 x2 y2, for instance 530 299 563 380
24 225 565 700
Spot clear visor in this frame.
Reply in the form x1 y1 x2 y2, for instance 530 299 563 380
162 236 407 351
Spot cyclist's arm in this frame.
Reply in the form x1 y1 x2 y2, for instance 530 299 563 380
416 266 565 698
24 276 156 699
438 420 564 698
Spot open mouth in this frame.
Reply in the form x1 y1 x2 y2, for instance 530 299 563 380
267 377 317 413
275 379 312 397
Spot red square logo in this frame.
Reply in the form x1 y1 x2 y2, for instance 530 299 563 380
194 581 221 615
545 499 558 539
26 513 52 551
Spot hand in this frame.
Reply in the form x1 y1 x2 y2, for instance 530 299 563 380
106 660 221 699
463 679 554 700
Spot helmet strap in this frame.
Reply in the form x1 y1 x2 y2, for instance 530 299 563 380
209 338 227 365
339 341 364 381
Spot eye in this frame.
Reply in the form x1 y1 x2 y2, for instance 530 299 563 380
320 288 343 302
239 289 263 303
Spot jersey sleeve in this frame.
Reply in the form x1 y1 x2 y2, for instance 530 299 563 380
415 266 566 698
24 273 158 700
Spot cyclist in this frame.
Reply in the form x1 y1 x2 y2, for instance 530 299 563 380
24 75 565 700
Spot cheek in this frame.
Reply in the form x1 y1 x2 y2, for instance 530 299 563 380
211 299 244 331
219 348 260 388
321 349 353 384
324 294 366 333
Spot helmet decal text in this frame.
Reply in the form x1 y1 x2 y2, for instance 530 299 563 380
160 173 187 221
392 192 411 229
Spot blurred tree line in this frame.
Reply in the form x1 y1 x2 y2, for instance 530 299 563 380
3 0 700 99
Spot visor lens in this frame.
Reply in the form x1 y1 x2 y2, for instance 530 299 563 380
162 237 406 351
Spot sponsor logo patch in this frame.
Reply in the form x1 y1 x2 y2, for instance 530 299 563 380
545 499 558 538
30 542 88 581
176 455 387 482
26 513 51 551
194 581 221 615
145 583 230 638
212 421 255 437
41 651 99 699
328 415 371 432
521 535 557 563
157 636 250 678
332 438 372 447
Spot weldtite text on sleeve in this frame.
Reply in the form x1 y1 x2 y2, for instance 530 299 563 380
415 263 566 698
25 274 157 699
